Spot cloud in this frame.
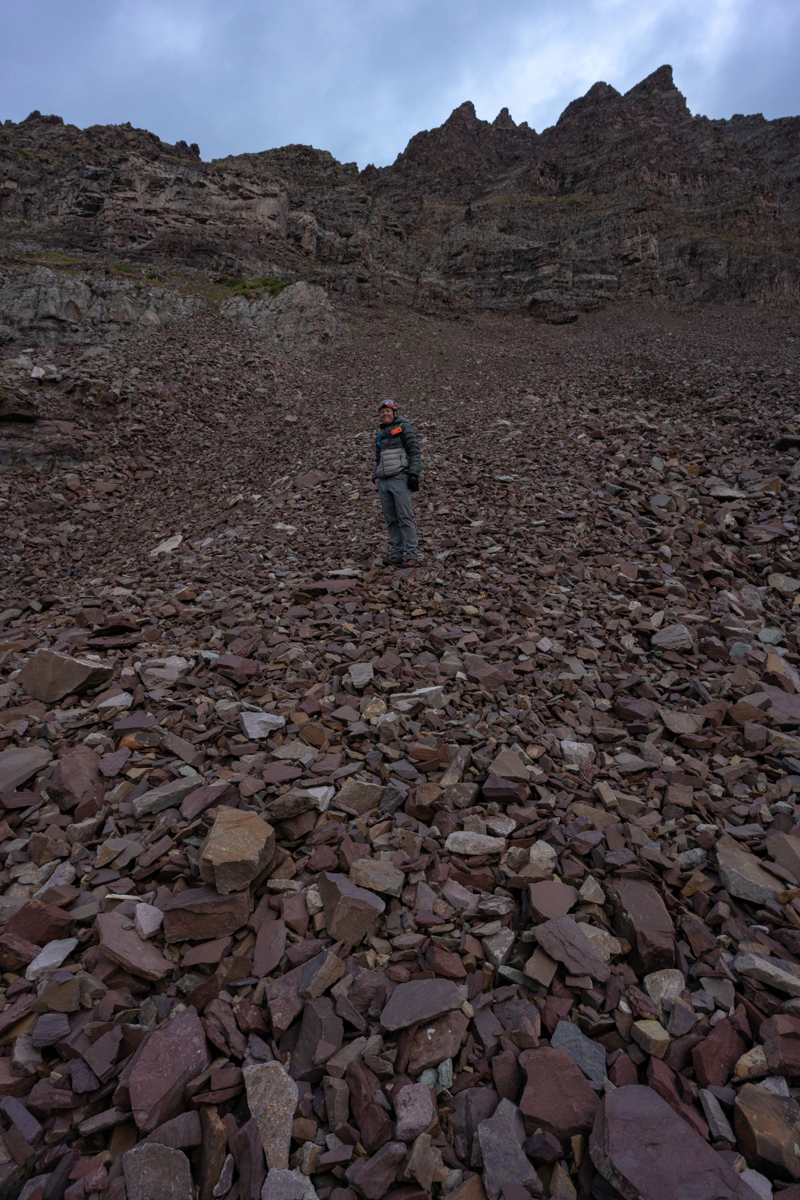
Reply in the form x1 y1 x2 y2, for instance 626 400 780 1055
0 0 798 166
108 0 210 61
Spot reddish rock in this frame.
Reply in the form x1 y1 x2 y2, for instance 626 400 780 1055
345 1141 406 1199
394 1083 437 1142
60 745 101 802
407 1009 469 1074
161 887 250 942
533 916 610 982
0 745 52 793
646 1056 708 1138
528 880 578 922
591 1085 756 1199
380 978 465 1032
691 1019 747 1088
519 1046 599 1138
96 912 172 982
253 919 287 978
4 901 73 947
18 650 113 704
318 873 385 943
477 1104 542 1199
129 1008 210 1132
607 878 676 973
761 1014 800 1077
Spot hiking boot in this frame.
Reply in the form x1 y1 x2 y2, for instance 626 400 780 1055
402 555 418 568
383 554 403 566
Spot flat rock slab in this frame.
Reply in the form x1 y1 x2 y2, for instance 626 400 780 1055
132 775 202 818
528 880 578 922
489 748 530 782
717 839 785 905
381 977 466 1031
96 911 172 982
161 886 250 942
533 916 610 982
18 649 114 703
591 1084 759 1200
348 857 405 896
408 1009 469 1074
240 710 285 739
477 1107 542 1200
519 1046 600 1138
551 1020 607 1090
130 1007 210 1132
0 745 52 793
335 780 383 814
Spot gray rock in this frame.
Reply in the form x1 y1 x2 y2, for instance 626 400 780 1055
732 952 800 997
650 624 694 652
240 710 286 739
245 1061 298 1170
260 1169 310 1200
444 831 506 856
676 847 707 871
476 1101 542 1199
551 1020 607 1090
123 1143 193 1200
0 266 202 343
700 977 735 1011
717 841 784 905
25 938 78 982
560 739 594 764
644 969 685 1018
221 281 339 348
390 686 445 713
132 774 202 818
739 1168 773 1200
699 1090 736 1143
346 662 374 689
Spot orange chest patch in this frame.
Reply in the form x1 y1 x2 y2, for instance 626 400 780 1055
390 426 402 436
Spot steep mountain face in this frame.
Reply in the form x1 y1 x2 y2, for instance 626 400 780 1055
1 66 799 318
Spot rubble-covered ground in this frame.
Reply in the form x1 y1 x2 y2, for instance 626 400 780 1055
1 297 800 1200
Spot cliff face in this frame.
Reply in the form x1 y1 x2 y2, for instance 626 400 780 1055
2 67 799 316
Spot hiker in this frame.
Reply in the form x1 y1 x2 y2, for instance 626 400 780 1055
372 400 421 567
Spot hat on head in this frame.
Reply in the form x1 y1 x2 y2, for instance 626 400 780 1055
379 399 398 413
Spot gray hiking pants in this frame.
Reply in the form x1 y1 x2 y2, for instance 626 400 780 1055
378 475 418 559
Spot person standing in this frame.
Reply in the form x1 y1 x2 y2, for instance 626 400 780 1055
372 400 421 567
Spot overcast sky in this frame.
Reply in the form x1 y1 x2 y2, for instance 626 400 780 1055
2 0 799 167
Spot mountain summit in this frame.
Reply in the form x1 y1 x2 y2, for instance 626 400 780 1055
1 65 799 316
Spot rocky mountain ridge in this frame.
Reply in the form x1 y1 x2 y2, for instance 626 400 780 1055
1 65 799 325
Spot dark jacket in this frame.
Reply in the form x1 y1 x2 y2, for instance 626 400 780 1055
372 415 421 481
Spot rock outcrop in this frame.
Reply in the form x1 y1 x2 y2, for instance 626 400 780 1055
0 266 202 344
221 281 340 346
2 65 799 319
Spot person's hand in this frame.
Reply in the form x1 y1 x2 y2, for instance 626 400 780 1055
407 474 419 492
